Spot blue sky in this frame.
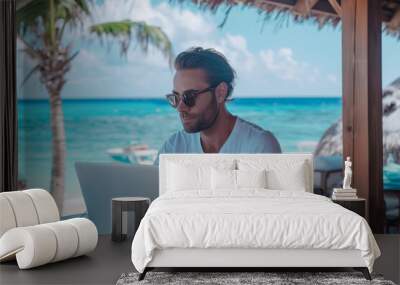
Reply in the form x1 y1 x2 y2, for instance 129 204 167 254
17 0 400 99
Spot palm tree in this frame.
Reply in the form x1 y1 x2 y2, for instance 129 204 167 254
17 0 174 213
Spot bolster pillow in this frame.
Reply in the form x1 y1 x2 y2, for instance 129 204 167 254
0 218 98 269
0 189 60 237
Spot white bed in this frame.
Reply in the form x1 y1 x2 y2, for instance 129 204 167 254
131 154 380 280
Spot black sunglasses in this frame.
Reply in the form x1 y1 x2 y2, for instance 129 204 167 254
165 83 219 108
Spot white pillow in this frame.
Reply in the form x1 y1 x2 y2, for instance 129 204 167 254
167 162 210 191
266 164 307 191
238 159 308 192
211 168 236 190
211 168 267 190
166 159 236 192
236 169 267 189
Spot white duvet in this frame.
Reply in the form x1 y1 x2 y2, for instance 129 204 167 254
131 190 380 273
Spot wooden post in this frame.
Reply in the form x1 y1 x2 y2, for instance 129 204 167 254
342 0 384 233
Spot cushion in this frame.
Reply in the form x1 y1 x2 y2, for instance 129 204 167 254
0 218 97 269
0 189 98 270
0 196 17 237
167 162 211 191
238 159 308 191
42 222 79 262
211 168 267 190
211 168 236 190
0 189 59 236
64 218 98 257
0 191 39 227
236 169 267 189
166 160 236 192
24 189 60 223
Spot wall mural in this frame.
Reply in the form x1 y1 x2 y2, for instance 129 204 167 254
16 0 400 233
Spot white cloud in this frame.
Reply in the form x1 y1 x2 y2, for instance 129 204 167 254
259 48 321 82
182 33 256 73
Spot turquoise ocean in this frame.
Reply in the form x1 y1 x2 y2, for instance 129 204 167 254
18 98 400 214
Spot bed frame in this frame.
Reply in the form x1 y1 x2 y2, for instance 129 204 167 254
140 248 370 280
139 154 371 281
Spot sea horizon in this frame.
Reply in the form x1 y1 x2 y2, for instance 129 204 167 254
17 96 342 101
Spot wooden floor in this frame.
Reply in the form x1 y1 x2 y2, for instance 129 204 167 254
0 235 134 285
0 235 399 285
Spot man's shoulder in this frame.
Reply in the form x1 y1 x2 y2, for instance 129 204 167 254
161 129 197 152
237 117 275 138
236 117 281 153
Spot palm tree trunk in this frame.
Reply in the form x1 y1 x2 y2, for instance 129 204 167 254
48 90 66 213
39 46 69 214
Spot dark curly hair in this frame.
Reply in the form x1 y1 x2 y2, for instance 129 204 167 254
174 47 236 99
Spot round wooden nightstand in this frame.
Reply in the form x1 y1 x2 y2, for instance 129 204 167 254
332 198 366 218
111 197 150 242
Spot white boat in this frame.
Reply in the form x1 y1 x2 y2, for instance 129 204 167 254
107 143 158 165
128 149 158 165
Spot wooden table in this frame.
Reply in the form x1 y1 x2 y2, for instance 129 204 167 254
332 198 366 218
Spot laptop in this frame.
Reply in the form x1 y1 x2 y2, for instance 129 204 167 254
75 162 158 234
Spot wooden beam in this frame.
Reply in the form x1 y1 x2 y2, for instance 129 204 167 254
327 0 342 17
293 0 319 16
342 0 384 233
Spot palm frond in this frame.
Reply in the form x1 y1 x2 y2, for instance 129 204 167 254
21 64 41 86
16 0 49 36
89 20 174 66
17 0 91 43
71 0 90 15
218 5 233 28
20 47 40 61
56 0 90 27
18 35 41 58
90 20 136 38
66 50 80 62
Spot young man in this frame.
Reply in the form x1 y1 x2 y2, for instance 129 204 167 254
154 47 281 165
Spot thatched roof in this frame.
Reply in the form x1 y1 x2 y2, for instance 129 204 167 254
174 0 400 38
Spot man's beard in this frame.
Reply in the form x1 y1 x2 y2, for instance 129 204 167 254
182 94 219 133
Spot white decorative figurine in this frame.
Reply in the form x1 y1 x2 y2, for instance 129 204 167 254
343 156 353 189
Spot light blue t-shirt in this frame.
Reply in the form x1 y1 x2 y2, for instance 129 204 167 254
153 116 281 165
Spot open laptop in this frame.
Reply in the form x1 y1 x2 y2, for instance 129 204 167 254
75 162 158 234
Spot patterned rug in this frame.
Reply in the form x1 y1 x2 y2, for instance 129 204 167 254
116 271 396 285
